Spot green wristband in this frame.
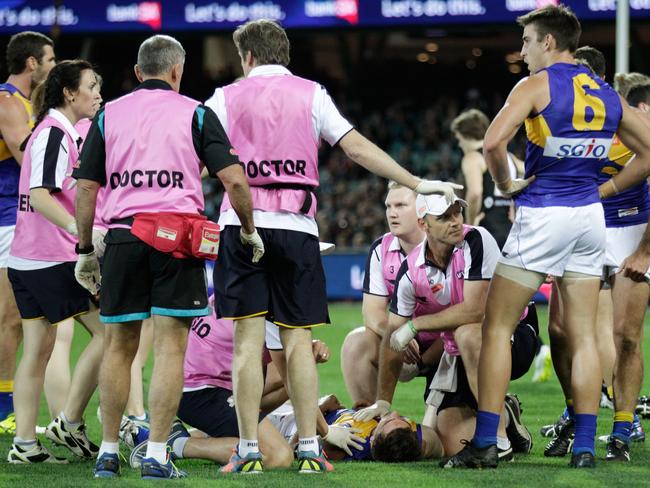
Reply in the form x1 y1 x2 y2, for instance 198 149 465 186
408 321 417 335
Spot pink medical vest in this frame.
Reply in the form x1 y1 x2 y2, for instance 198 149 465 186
405 227 475 356
102 89 204 225
220 74 320 217
11 115 78 262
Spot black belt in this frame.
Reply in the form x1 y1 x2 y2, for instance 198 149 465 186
111 216 134 226
253 183 315 215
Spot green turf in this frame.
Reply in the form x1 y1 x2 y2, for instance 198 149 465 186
2 303 650 486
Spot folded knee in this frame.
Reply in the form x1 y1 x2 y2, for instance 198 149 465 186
264 444 294 468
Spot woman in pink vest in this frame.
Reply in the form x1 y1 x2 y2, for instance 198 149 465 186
41 71 105 424
6 60 104 464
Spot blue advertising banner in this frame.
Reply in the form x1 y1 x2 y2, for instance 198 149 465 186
0 1 649 34
205 254 549 303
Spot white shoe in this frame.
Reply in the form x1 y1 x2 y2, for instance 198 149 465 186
7 439 68 464
46 416 99 459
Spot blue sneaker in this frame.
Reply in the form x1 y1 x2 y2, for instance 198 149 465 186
141 456 187 479
94 452 120 478
630 414 645 443
168 420 190 461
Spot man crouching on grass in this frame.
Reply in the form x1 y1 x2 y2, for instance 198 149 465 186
355 194 538 463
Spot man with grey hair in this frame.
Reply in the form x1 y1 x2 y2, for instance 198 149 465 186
206 19 461 474
73 34 260 479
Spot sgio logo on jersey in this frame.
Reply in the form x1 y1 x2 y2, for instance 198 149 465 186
543 136 613 159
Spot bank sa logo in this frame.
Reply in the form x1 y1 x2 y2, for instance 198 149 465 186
543 136 613 159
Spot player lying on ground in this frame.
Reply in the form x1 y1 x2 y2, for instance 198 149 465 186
267 393 443 462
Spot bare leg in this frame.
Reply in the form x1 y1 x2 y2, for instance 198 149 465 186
595 288 615 389
454 323 482 397
147 315 191 443
436 406 477 457
99 321 141 444
258 418 293 468
126 318 153 418
279 327 318 439
454 323 507 439
232 316 266 441
556 277 601 416
183 418 292 468
183 437 238 464
44 319 74 419
340 327 380 407
62 308 104 422
611 275 649 416
14 319 56 440
477 274 537 415
548 280 573 400
0 268 22 416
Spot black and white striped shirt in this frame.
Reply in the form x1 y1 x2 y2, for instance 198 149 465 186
29 109 81 193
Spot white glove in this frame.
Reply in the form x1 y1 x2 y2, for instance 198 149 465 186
414 180 464 203
353 400 391 422
92 228 107 259
322 425 364 456
496 176 535 198
74 251 101 295
66 221 78 236
240 228 265 264
390 322 417 352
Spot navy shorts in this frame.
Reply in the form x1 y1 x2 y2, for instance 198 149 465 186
213 226 329 328
177 387 239 438
99 229 209 323
8 262 90 324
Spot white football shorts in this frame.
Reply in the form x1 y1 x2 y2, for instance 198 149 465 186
499 203 605 277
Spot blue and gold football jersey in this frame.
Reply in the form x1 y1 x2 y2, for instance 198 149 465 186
517 63 622 208
0 82 33 226
598 135 650 227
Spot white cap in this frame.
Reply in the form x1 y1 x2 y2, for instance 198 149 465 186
415 193 467 218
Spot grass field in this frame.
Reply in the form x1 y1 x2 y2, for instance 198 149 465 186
2 303 650 487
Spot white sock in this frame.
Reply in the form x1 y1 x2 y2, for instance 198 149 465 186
172 436 189 459
132 413 147 421
60 411 80 429
99 441 119 457
14 437 37 448
145 441 168 464
497 436 511 450
238 439 259 457
298 436 319 454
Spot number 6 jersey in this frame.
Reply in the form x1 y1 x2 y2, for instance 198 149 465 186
517 62 622 208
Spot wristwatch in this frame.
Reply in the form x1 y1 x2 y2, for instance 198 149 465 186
75 243 95 255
